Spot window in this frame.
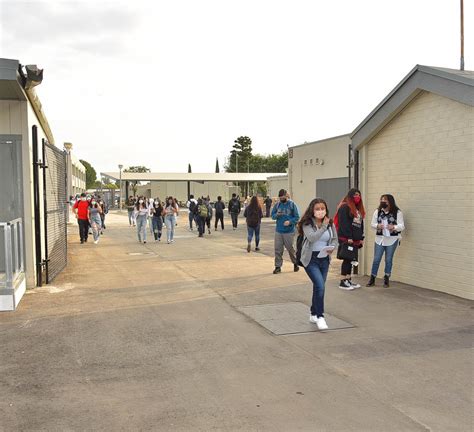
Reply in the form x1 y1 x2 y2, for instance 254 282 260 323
310 159 313 165
304 160 307 165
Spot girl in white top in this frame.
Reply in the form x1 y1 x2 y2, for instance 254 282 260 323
367 194 405 288
134 197 149 243
163 196 179 243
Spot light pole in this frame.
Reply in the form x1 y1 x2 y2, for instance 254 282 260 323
63 142 73 223
118 164 123 211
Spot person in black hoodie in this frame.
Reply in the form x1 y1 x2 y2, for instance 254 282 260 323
228 193 241 229
335 188 365 290
214 196 225 230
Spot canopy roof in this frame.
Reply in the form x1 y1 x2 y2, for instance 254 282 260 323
101 172 286 182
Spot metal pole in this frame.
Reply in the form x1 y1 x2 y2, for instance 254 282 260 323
461 0 464 70
118 164 123 211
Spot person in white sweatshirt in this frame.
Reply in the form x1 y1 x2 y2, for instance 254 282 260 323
366 194 405 288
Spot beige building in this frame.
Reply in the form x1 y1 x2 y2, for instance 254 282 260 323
70 153 86 196
352 65 473 300
267 174 288 199
288 134 351 214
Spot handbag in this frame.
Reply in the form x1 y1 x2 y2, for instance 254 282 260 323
337 242 359 261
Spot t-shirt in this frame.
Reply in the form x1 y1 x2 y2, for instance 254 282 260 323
74 200 89 220
312 229 330 252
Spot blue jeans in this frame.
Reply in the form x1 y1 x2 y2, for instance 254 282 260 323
304 252 330 317
164 215 176 241
136 214 147 242
371 241 398 276
247 224 260 246
152 216 163 240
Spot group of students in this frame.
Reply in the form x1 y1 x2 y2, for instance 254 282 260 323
293 188 405 330
126 196 180 244
72 193 109 244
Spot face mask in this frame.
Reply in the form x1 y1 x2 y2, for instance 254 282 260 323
280 198 287 203
81 197 86 201
155 200 159 204
139 200 144 204
314 210 326 219
92 201 97 205
380 202 388 209
353 196 361 205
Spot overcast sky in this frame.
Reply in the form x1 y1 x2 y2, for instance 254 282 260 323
0 0 471 175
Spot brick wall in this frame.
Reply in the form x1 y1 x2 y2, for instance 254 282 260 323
361 91 473 299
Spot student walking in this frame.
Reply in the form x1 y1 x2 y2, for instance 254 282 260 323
151 198 164 241
228 193 241 229
73 192 90 244
244 196 263 252
264 196 273 217
163 196 179 243
186 195 198 230
335 188 365 290
98 196 108 234
204 197 213 234
89 198 103 244
298 198 338 330
196 198 209 237
367 194 405 288
214 196 225 230
127 196 136 226
272 189 300 274
135 198 149 243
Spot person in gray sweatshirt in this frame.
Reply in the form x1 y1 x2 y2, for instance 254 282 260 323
298 198 338 330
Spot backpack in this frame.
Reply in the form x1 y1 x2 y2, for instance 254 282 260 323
246 209 260 228
189 201 197 213
230 200 240 213
295 220 314 267
198 204 209 218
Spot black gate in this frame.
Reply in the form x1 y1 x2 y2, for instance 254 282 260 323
42 140 68 283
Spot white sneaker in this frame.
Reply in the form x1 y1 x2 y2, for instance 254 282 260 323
309 315 318 324
316 317 329 330
94 239 99 244
350 280 361 289
339 279 354 290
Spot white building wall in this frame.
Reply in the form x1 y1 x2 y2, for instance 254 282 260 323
267 175 288 199
288 135 350 212
359 91 473 300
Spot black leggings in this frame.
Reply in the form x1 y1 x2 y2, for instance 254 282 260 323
215 213 224 229
341 259 353 276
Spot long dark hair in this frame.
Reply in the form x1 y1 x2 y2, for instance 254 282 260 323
378 194 400 214
135 196 146 210
298 198 332 235
247 196 261 213
336 188 366 218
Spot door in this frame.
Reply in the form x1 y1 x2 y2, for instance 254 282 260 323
316 177 349 217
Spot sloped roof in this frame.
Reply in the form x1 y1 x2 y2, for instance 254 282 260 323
351 65 474 150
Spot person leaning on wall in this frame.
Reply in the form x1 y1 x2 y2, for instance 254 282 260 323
366 194 405 288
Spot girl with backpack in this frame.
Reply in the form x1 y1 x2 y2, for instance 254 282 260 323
163 196 179 243
244 196 263 252
89 198 103 244
366 194 405 288
297 198 338 330
334 188 366 290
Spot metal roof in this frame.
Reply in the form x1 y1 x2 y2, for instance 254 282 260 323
101 172 286 182
351 65 474 150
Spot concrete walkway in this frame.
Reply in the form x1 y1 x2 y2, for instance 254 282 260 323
0 211 472 431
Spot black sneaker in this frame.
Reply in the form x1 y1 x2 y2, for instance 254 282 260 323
255 247 260 251
366 275 376 287
384 275 390 288
339 279 354 290
293 264 300 272
273 267 281 274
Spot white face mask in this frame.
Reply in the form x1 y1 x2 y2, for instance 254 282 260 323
314 209 326 219
139 200 144 204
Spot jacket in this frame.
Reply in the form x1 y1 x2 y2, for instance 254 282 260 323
300 221 338 267
337 204 364 242
271 200 300 234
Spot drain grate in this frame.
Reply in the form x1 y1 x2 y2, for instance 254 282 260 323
237 302 354 335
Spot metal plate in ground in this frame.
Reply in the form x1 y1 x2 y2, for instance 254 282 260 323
127 252 155 256
237 302 354 335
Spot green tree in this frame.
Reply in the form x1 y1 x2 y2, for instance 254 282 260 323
79 159 97 189
215 158 220 173
123 166 150 196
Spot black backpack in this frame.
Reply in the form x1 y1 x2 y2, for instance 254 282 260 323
246 209 260 228
230 200 240 213
295 220 314 267
189 201 197 213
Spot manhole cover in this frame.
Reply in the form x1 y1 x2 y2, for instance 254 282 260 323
237 302 354 335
